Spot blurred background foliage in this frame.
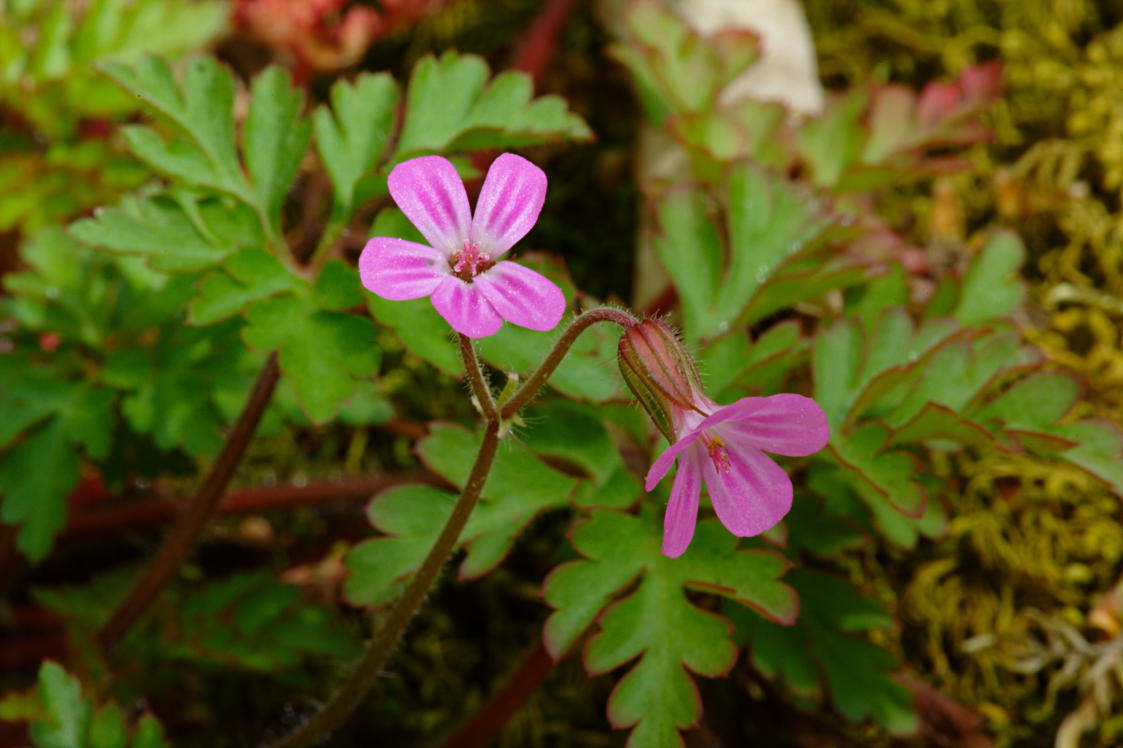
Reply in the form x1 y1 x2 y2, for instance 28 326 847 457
804 1 1123 744
2 0 1123 746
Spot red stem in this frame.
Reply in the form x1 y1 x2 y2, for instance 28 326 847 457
97 353 281 652
62 473 433 538
442 640 557 748
512 0 581 83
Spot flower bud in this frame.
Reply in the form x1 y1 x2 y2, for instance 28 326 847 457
617 319 707 442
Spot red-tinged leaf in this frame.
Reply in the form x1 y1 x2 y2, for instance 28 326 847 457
543 508 796 747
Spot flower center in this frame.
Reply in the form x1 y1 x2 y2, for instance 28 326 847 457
702 434 732 474
450 241 493 282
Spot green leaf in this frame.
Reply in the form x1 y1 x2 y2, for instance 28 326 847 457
671 99 785 171
188 248 298 324
89 704 128 748
30 662 91 748
717 165 835 324
418 423 578 578
70 193 262 272
394 51 591 158
103 320 257 457
649 187 721 338
478 320 624 403
241 270 380 423
740 571 918 734
368 295 460 374
650 169 843 341
953 231 1025 324
812 318 863 433
1054 420 1123 495
830 422 926 516
544 508 797 747
314 73 399 221
741 260 868 327
130 715 170 748
522 400 623 484
474 254 623 402
102 56 248 199
149 571 362 670
344 485 453 607
610 0 760 121
798 91 869 188
0 421 80 561
313 258 366 311
15 661 172 748
972 371 1080 428
244 66 311 232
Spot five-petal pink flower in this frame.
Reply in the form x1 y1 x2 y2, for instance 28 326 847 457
647 393 830 558
359 153 566 338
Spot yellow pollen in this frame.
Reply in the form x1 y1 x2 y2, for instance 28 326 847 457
703 434 732 473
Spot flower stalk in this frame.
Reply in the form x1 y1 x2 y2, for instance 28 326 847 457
272 309 637 746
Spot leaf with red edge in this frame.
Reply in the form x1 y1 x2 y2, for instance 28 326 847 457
544 508 796 747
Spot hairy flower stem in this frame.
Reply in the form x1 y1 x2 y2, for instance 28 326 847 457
98 352 281 653
272 422 501 748
270 319 636 746
500 307 638 420
460 334 498 421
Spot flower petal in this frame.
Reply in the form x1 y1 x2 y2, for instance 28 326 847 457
470 153 547 258
701 442 793 537
358 237 446 300
663 443 702 558
388 155 471 254
473 261 566 331
430 276 503 338
645 433 700 491
718 394 830 456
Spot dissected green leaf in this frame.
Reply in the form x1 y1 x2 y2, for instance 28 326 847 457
142 572 355 671
1 0 227 141
418 423 578 578
16 661 172 748
651 168 842 341
649 187 721 338
29 662 91 748
798 90 869 188
739 571 918 735
0 378 115 560
314 73 399 222
344 485 454 607
188 248 298 324
544 508 796 747
830 422 926 516
953 231 1025 325
244 66 311 233
718 165 835 323
241 262 379 423
610 0 760 122
103 56 247 198
394 51 591 158
70 192 262 272
475 255 624 403
102 320 258 457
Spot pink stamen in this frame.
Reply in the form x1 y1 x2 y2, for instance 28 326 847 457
451 240 489 279
703 434 732 474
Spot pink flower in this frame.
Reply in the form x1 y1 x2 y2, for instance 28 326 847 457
359 153 566 338
645 394 830 557
617 319 829 558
